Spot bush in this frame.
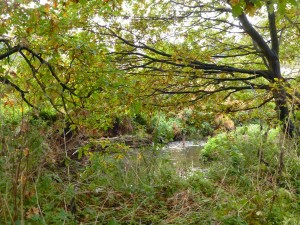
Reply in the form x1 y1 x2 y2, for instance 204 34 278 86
200 124 300 224
150 112 182 143
201 124 282 173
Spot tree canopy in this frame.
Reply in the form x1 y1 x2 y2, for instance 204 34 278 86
0 0 299 133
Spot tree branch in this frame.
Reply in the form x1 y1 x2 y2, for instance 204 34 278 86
113 49 271 78
20 47 74 93
0 76 35 108
238 13 273 61
284 15 300 33
228 96 274 112
0 45 20 60
267 3 279 55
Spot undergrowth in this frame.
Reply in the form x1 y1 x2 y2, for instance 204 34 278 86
1 107 300 224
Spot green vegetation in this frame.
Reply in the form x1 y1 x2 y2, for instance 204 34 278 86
1 106 300 224
1 0 300 224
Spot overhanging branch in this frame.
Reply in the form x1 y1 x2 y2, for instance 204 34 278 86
0 76 35 108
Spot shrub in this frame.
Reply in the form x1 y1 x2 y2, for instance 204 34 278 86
200 124 300 224
150 112 182 143
201 124 282 173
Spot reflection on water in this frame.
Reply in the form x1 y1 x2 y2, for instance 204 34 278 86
163 141 206 172
169 146 202 168
120 140 207 179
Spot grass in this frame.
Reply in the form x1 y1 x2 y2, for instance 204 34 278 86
1 107 300 224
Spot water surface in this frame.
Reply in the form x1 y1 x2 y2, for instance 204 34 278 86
163 140 206 174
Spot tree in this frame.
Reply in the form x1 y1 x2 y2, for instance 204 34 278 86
0 0 299 134
0 0 126 128
88 0 300 135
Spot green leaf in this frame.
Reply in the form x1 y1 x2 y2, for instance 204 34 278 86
231 5 244 17
108 218 120 225
287 0 298 6
278 0 287 14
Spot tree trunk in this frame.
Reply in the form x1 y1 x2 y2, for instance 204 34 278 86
273 86 295 137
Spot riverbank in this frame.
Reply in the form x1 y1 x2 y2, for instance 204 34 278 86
1 124 300 224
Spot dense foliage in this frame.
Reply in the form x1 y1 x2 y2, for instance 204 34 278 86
0 0 299 130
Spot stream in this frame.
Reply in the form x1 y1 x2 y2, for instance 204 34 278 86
162 140 206 177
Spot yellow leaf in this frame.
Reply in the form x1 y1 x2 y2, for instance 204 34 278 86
19 173 27 185
26 27 33 34
45 3 50 13
245 3 256 16
4 99 14 107
23 148 29 157
53 0 58 8
26 206 39 219
230 0 240 6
